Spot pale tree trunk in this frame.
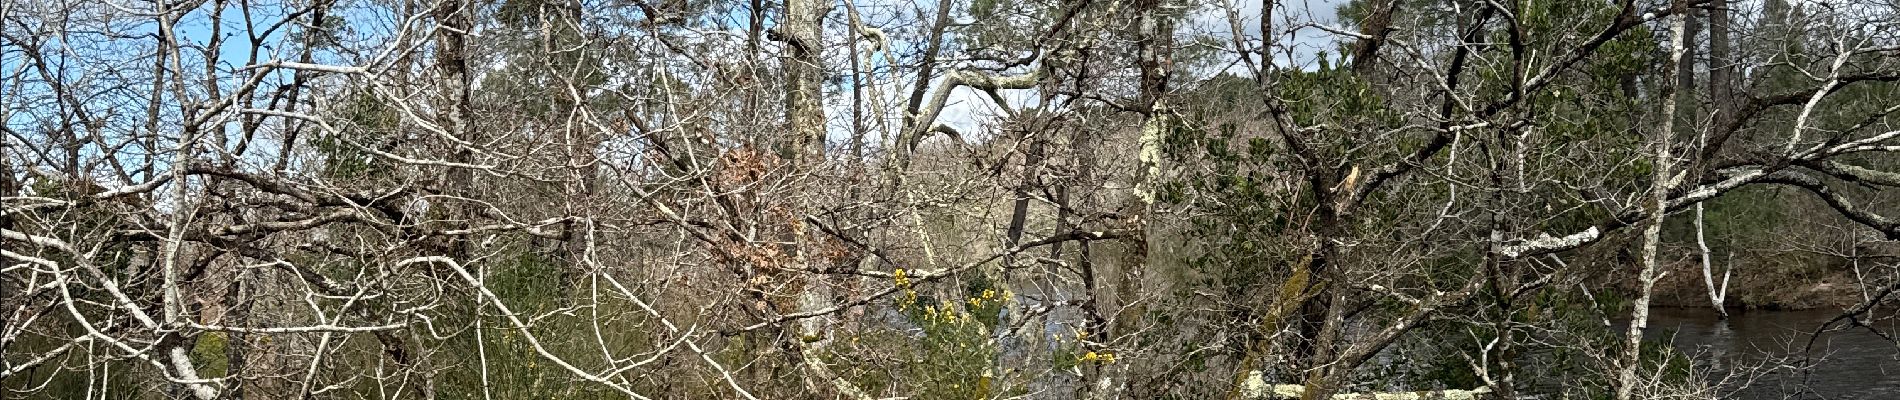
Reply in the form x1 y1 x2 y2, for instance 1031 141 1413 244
434 0 473 198
1617 1 1689 399
777 3 867 399
1115 0 1174 396
783 0 826 164
1697 203 1729 319
1701 0 1738 321
783 0 830 344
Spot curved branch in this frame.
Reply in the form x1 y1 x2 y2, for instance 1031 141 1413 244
1759 171 1900 239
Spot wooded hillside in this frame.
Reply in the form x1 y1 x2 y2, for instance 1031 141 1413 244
4 0 1898 398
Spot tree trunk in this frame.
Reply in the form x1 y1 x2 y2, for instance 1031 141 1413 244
1348 0 1399 75
1696 203 1729 319
783 0 826 165
1699 0 1737 320
1616 2 1689 399
782 0 835 360
1700 0 1738 168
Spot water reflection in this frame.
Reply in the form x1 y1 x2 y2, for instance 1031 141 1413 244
1645 307 1900 399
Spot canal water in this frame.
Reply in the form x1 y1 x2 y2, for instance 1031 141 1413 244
1645 307 1900 399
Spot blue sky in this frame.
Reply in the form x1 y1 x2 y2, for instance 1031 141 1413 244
0 0 313 180
2 0 1353 181
888 0 1346 142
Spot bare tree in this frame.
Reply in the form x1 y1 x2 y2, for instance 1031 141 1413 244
6 0 1900 399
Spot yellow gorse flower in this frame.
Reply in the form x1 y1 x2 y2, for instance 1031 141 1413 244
893 269 910 287
897 289 919 310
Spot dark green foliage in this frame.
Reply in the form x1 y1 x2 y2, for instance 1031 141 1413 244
315 93 400 181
